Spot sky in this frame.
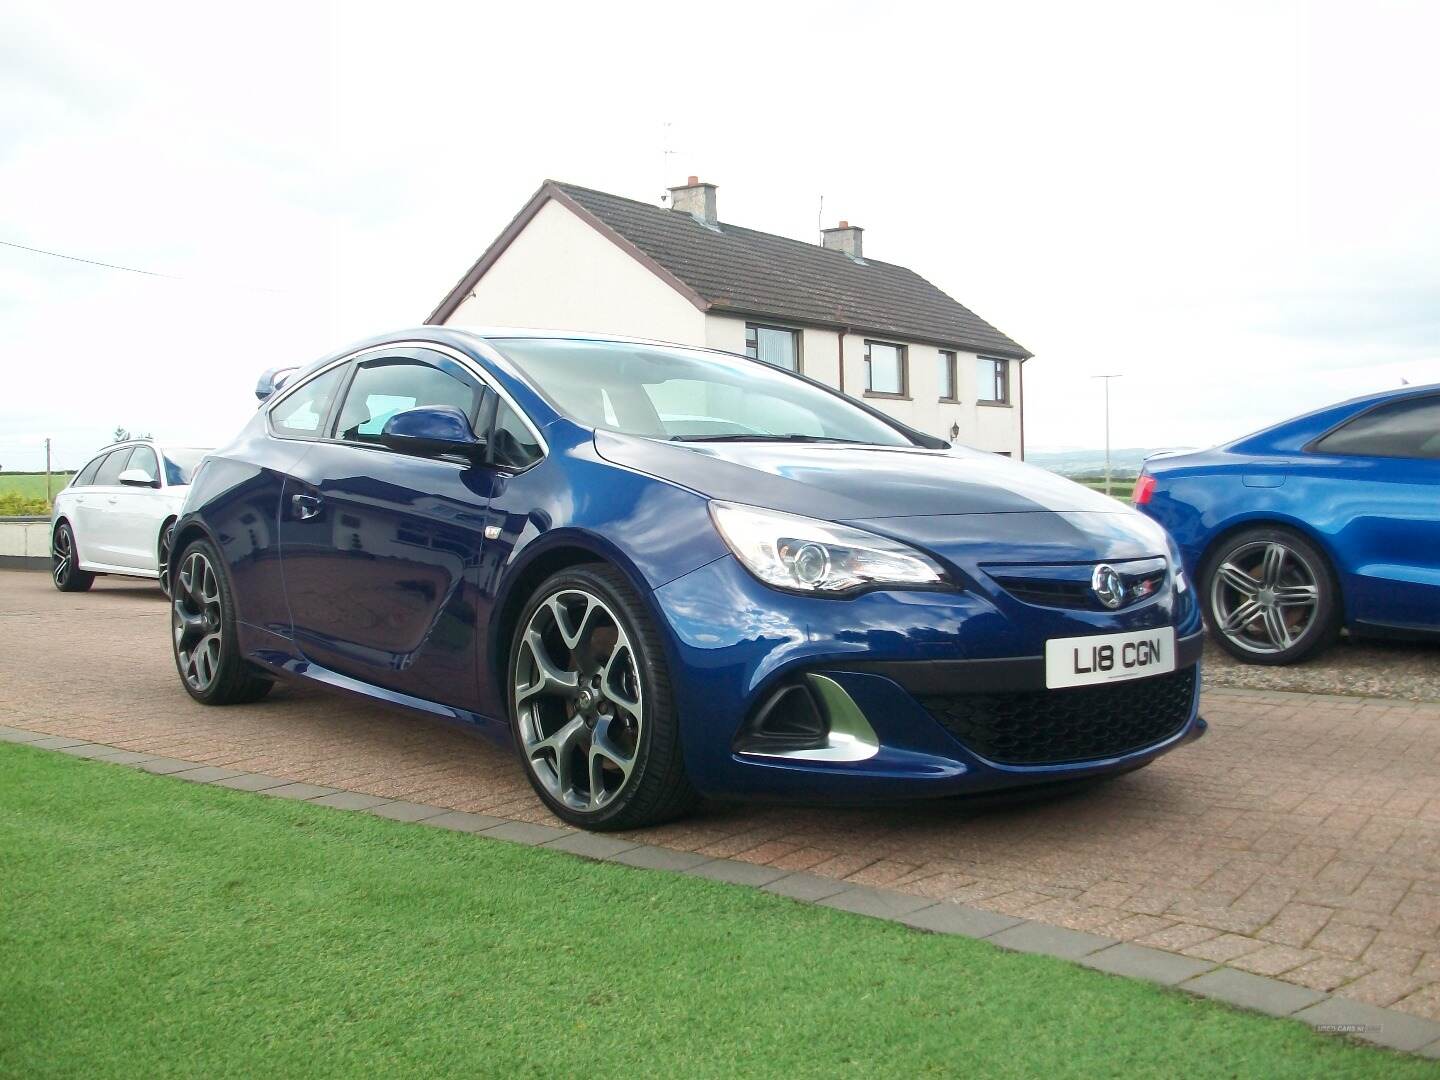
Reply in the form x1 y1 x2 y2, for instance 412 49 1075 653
2 0 1438 469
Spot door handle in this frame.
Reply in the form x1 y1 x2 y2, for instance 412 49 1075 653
291 493 323 520
107 496 119 504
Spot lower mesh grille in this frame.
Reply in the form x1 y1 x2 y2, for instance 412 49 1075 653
921 666 1197 765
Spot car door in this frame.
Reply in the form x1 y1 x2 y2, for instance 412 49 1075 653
77 447 134 566
1303 393 1440 630
278 348 499 708
107 444 164 570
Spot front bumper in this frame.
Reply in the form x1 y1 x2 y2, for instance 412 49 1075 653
652 553 1206 801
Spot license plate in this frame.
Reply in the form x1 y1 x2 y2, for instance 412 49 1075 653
1044 627 1176 689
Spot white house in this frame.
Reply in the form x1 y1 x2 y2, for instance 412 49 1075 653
427 178 1033 455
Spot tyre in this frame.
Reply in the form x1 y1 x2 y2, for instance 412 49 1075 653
1201 526 1340 665
51 521 95 592
507 564 697 830
170 538 274 705
157 520 176 599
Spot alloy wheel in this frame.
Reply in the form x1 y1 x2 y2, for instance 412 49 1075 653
51 527 72 588
514 588 644 813
158 524 175 598
1208 540 1320 655
172 551 224 691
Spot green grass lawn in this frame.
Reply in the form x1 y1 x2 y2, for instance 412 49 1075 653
0 744 1425 1078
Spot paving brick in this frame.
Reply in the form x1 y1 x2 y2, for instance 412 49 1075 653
421 810 506 833
987 922 1117 960
1080 944 1216 986
1182 967 1327 1016
686 859 789 888
818 886 934 920
262 782 341 801
479 821 572 846
309 791 394 811
140 757 210 775
1293 998 1440 1054
367 800 449 822
610 846 712 872
170 765 246 783
896 903 1023 939
763 873 855 903
542 832 641 860
213 772 294 792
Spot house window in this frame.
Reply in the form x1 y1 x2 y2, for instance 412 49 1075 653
939 350 958 401
977 357 1010 404
745 324 800 372
865 341 907 397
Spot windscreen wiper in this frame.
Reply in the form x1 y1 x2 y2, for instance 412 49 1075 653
670 433 859 443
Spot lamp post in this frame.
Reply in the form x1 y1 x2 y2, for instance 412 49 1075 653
1092 375 1123 497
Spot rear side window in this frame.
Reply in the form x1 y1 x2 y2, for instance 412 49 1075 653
72 455 105 488
1314 397 1440 459
490 402 543 469
127 445 160 483
270 365 347 438
93 448 133 486
335 359 481 444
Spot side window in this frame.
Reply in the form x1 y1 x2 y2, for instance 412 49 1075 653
72 455 106 488
335 359 481 444
270 365 348 438
93 448 133 487
1315 397 1440 459
490 402 543 469
127 445 160 483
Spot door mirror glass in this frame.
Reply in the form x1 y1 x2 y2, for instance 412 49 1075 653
118 468 159 488
379 405 485 460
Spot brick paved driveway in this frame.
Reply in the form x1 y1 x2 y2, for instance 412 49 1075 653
3 570 1438 1020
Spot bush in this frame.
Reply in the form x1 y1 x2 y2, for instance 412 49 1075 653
0 493 50 516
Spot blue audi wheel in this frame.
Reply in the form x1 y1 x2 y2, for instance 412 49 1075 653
508 565 697 830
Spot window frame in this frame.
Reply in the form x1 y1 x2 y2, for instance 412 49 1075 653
125 444 161 485
330 354 486 448
1304 392 1440 460
938 350 959 403
863 340 910 400
72 454 107 489
92 447 135 488
744 323 803 374
263 341 548 472
976 357 1011 406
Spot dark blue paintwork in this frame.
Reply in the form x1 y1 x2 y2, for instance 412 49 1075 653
173 328 1205 803
1137 384 1440 638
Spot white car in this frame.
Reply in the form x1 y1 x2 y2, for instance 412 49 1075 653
50 440 210 596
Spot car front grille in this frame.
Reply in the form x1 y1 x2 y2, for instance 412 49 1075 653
920 665 1197 766
988 558 1168 611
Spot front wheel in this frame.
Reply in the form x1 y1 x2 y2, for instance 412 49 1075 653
1201 527 1340 665
508 565 696 831
171 539 274 705
51 522 95 592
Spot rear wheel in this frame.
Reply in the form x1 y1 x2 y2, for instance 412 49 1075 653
1202 527 1340 665
171 539 273 705
158 520 176 598
508 565 696 831
51 522 95 592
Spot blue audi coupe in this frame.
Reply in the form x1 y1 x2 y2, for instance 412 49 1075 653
1136 384 1440 665
169 329 1204 829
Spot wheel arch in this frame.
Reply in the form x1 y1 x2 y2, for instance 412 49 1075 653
486 532 667 696
1197 514 1349 623
167 517 223 586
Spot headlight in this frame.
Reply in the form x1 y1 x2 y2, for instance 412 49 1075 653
708 501 946 595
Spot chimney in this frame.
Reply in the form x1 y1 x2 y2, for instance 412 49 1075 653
822 220 863 259
668 176 718 225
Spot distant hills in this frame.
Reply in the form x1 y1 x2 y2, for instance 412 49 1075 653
1024 447 1194 478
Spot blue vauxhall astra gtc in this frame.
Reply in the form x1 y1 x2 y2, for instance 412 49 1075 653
1134 384 1440 666
169 329 1204 829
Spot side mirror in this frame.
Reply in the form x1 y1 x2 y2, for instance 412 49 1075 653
379 405 486 461
118 468 160 488
255 366 299 403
